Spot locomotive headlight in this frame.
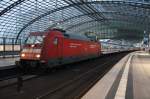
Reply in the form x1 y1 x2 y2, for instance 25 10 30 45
36 54 40 58
31 44 35 47
21 53 25 57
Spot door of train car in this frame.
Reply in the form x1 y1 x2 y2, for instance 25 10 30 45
48 35 63 67
53 36 63 63
41 33 63 67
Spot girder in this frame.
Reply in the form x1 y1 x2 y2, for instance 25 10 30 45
66 19 147 31
0 0 26 16
0 0 150 43
15 1 150 42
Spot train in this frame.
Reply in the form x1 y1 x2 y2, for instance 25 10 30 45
20 29 101 69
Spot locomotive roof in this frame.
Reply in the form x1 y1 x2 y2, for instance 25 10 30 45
63 33 91 41
29 29 91 41
51 28 66 33
49 28 91 41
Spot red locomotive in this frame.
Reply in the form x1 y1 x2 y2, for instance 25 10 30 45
20 29 101 69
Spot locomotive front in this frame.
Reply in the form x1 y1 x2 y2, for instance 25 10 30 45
20 32 46 68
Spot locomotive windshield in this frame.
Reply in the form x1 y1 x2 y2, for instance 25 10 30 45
26 35 44 44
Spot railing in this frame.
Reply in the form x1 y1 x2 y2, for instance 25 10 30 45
0 37 21 58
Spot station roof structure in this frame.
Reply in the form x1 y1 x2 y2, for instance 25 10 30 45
0 0 150 44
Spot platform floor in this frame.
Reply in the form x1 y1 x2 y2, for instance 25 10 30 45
82 51 150 99
0 57 19 69
131 52 150 99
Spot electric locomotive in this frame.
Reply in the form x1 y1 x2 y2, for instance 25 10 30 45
20 29 101 69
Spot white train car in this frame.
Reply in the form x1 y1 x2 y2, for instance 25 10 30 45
99 40 135 54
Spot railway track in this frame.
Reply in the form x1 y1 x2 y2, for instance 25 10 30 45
35 53 126 99
0 66 17 81
0 52 130 99
0 51 131 81
0 66 44 89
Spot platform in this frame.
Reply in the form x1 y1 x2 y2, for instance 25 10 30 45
0 57 19 70
82 51 150 99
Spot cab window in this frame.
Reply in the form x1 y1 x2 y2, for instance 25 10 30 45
53 37 58 45
26 35 44 44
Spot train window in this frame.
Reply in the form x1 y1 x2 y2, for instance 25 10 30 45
26 35 44 44
53 38 58 45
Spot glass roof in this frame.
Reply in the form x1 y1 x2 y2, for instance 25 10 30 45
0 0 150 43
